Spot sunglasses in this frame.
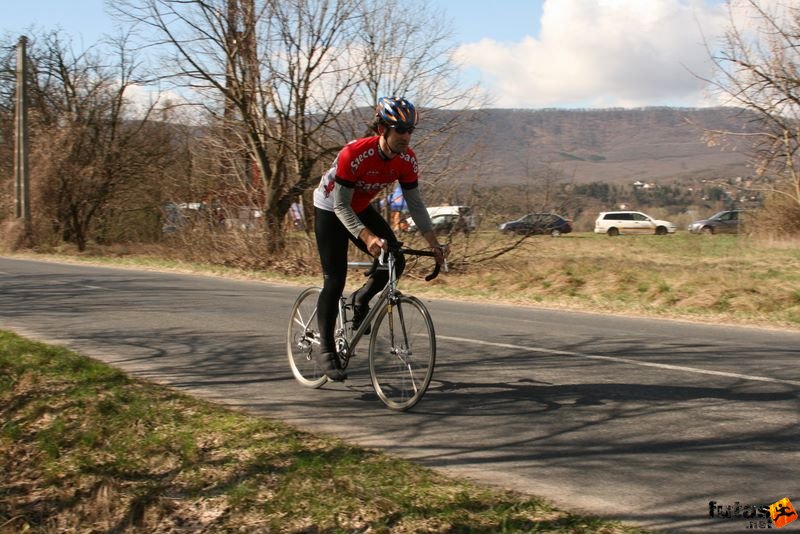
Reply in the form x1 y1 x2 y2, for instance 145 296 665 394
391 125 415 134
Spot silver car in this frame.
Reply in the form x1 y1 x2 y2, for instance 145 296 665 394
687 210 744 235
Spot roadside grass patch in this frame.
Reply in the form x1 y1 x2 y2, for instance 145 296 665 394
1 331 644 533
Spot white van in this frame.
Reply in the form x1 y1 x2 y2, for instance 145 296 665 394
594 211 677 236
405 205 476 234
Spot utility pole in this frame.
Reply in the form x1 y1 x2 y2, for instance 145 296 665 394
14 35 31 242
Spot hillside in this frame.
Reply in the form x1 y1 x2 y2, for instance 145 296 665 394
421 107 757 185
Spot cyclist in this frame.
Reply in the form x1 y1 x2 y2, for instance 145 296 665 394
312 96 447 381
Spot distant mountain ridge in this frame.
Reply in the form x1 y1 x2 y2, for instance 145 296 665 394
424 107 757 185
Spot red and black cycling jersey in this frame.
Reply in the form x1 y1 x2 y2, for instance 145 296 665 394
313 136 419 213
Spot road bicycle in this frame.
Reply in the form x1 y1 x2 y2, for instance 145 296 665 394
287 244 442 411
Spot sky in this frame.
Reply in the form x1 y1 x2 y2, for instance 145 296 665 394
3 0 736 109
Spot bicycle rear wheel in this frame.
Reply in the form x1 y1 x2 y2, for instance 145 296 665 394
287 287 327 388
369 295 436 411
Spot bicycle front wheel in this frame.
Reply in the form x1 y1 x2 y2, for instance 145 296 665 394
369 295 436 411
287 287 327 388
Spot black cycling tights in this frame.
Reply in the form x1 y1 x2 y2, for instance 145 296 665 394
314 206 405 354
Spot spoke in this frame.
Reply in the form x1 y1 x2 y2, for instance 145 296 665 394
406 363 418 393
294 307 317 330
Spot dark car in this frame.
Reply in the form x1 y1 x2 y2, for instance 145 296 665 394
498 213 572 237
687 209 745 235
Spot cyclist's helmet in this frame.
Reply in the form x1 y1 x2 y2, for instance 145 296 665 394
376 96 418 130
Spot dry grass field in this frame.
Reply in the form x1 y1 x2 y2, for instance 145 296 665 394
402 231 800 329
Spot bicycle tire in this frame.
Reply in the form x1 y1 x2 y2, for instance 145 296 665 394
287 287 328 388
369 295 436 411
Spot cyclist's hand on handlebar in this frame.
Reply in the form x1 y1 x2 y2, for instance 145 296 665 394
421 231 448 266
423 243 448 280
431 243 448 267
360 229 386 258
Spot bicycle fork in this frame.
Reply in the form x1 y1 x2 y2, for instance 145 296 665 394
386 298 419 392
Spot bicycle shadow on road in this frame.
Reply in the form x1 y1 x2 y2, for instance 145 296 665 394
418 377 797 415
418 334 799 416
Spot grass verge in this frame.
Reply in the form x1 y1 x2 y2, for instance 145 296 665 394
0 331 644 533
403 232 800 330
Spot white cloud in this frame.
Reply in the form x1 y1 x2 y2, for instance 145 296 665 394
123 84 206 122
454 0 729 108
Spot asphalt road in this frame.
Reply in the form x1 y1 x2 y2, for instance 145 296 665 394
1 256 798 533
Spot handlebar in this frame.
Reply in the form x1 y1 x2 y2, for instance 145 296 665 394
426 261 442 282
382 243 447 282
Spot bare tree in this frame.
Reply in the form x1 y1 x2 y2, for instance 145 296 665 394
355 0 486 187
109 0 495 268
0 42 17 222
27 32 171 250
113 0 366 253
264 0 364 221
704 0 800 221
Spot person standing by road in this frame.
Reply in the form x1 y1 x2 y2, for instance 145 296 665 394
312 96 447 381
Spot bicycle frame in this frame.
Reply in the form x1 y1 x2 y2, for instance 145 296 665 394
336 249 403 368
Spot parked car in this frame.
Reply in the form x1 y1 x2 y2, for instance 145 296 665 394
406 205 476 234
687 209 745 235
594 211 677 236
162 201 204 233
498 212 573 237
413 213 470 235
